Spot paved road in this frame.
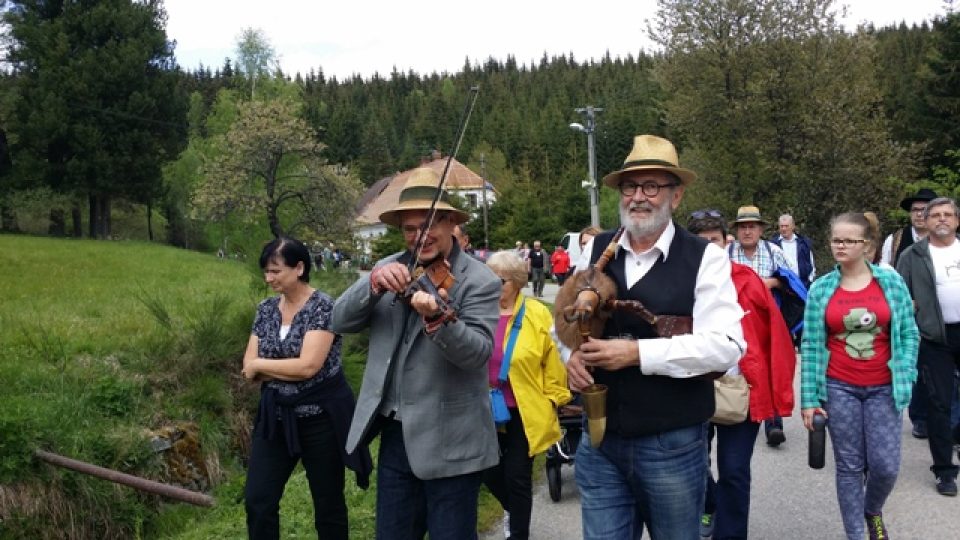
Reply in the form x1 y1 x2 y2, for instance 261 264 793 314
482 357 960 539
521 280 560 305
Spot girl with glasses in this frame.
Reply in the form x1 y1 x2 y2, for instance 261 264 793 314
800 212 919 540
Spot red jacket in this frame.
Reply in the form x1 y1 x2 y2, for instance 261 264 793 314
731 263 796 421
550 249 570 275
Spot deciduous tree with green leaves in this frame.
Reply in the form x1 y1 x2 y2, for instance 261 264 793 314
651 0 922 242
193 98 362 239
235 27 277 99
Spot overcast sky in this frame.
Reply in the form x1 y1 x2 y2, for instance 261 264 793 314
165 0 951 80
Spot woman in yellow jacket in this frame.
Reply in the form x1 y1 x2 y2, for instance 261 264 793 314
484 251 572 540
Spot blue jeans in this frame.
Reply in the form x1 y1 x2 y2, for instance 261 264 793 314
825 379 901 540
763 415 783 436
704 419 761 540
575 424 706 540
375 418 482 540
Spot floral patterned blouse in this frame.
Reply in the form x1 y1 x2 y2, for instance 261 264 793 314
251 290 342 417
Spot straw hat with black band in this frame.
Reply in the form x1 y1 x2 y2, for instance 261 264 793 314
379 168 470 227
730 206 769 228
602 135 697 188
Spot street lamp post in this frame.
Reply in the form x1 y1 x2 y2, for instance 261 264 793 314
480 153 489 249
570 106 603 229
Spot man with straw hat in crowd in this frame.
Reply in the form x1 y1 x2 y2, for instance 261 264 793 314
727 206 794 447
565 135 745 540
332 167 501 540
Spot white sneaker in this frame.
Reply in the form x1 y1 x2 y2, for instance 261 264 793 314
503 511 511 539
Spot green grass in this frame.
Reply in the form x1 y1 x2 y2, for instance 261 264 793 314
0 234 261 538
0 234 504 539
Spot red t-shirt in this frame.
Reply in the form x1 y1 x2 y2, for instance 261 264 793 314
825 279 892 386
488 314 517 407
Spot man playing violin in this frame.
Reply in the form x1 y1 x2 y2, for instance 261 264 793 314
332 167 501 540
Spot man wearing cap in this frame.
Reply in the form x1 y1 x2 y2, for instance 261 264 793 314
881 188 938 267
727 206 794 448
565 135 745 540
332 168 500 539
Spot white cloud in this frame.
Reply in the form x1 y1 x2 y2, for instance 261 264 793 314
165 0 950 79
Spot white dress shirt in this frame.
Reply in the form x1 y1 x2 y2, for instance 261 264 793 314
573 222 745 378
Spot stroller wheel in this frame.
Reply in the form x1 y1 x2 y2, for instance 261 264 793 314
547 462 562 502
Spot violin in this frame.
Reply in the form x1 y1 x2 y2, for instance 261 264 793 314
398 257 458 322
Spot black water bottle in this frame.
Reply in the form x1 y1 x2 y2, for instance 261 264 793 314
808 412 827 469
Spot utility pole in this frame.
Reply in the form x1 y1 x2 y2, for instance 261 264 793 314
570 106 603 229
480 153 489 249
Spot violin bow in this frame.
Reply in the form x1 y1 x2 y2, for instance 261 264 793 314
407 85 480 273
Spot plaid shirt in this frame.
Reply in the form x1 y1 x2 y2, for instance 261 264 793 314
800 263 919 411
728 240 790 278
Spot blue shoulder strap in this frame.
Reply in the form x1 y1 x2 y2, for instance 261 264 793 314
498 299 526 384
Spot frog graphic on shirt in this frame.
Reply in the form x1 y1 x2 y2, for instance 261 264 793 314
835 308 881 359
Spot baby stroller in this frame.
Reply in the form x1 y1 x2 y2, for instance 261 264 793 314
544 402 584 502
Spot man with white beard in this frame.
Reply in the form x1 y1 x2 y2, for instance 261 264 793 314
566 135 745 540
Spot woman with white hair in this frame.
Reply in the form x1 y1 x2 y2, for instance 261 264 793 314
483 250 571 539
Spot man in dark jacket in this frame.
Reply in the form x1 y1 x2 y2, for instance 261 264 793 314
771 214 816 288
897 197 960 497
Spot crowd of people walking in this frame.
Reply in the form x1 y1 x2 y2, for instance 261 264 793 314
237 133 960 540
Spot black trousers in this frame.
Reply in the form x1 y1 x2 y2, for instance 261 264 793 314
245 412 348 540
482 407 534 540
919 325 960 479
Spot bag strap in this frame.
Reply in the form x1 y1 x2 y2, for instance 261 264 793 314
498 299 526 384
762 239 778 272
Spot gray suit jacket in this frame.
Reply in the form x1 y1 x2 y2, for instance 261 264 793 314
331 244 501 480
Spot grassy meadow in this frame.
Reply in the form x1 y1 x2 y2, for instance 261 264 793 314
0 234 502 539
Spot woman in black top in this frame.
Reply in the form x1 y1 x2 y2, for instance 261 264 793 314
242 237 370 540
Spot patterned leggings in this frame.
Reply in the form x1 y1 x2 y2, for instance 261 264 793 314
825 378 902 540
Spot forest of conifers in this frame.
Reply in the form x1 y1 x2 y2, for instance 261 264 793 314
2 1 959 255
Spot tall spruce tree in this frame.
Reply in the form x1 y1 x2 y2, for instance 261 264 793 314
3 0 186 238
923 11 960 168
